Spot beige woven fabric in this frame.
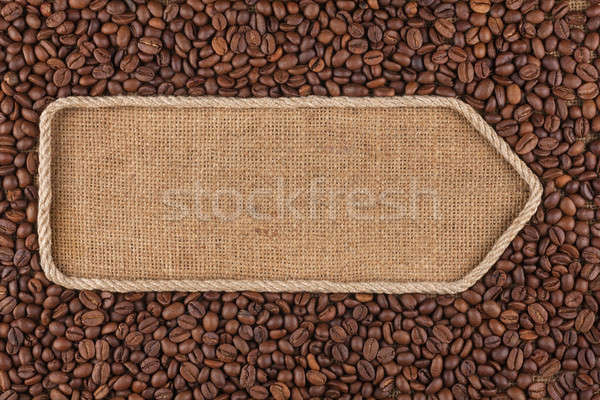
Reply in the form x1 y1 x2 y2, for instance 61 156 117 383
569 0 588 11
38 96 542 293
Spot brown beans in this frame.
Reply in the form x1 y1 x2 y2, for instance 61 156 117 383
137 37 162 55
216 343 237 362
179 362 199 383
470 0 491 13
575 309 596 333
289 327 308 346
162 302 184 320
434 19 456 38
527 303 548 324
406 28 423 50
269 382 290 400
1 1 600 399
362 337 379 361
515 133 539 155
357 360 375 380
81 310 105 326
211 37 228 56
277 54 298 70
52 69 72 88
306 370 326 385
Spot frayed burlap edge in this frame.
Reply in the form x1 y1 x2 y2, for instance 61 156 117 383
37 96 542 294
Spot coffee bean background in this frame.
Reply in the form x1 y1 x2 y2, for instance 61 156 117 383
1 0 600 398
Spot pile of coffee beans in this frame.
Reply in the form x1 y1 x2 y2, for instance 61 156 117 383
1 0 600 398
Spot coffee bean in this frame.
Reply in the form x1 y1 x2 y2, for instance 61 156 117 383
212 13 227 31
269 382 290 400
78 339 95 360
519 64 541 80
470 0 491 13
432 324 453 343
202 311 219 331
277 54 298 70
576 63 598 81
79 291 101 309
363 50 383 66
211 37 228 56
120 54 139 73
528 382 547 399
1 3 22 21
362 337 379 361
140 357 160 374
162 302 184 320
306 370 326 385
95 339 110 361
249 385 269 399
216 343 237 362
579 82 599 99
458 62 474 83
0 296 16 315
575 309 595 333
507 348 524 370
527 303 548 324
329 325 347 342
406 28 423 50
289 327 309 347
515 133 539 155
137 37 162 55
52 69 72 88
377 346 395 364
46 11 66 28
482 300 501 317
91 361 110 385
81 310 105 326
539 358 562 377
434 19 456 38
240 364 256 388
179 361 199 383
357 360 375 380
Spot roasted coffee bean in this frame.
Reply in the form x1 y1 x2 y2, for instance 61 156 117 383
515 133 539 155
79 290 101 309
52 69 72 88
289 327 309 347
406 28 423 50
81 310 105 326
162 302 184 320
306 370 327 385
357 360 376 380
434 19 456 38
179 362 199 383
240 364 256 388
216 343 237 362
248 385 269 399
470 0 491 13
137 37 162 55
528 303 548 324
362 337 379 361
575 309 595 333
432 324 453 343
78 339 95 360
269 382 290 400
211 37 228 56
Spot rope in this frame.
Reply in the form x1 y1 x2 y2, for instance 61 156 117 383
37 96 542 294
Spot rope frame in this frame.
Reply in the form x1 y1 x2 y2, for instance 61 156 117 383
37 96 542 293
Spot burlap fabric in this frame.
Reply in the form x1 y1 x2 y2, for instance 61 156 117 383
569 0 589 11
38 96 542 293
